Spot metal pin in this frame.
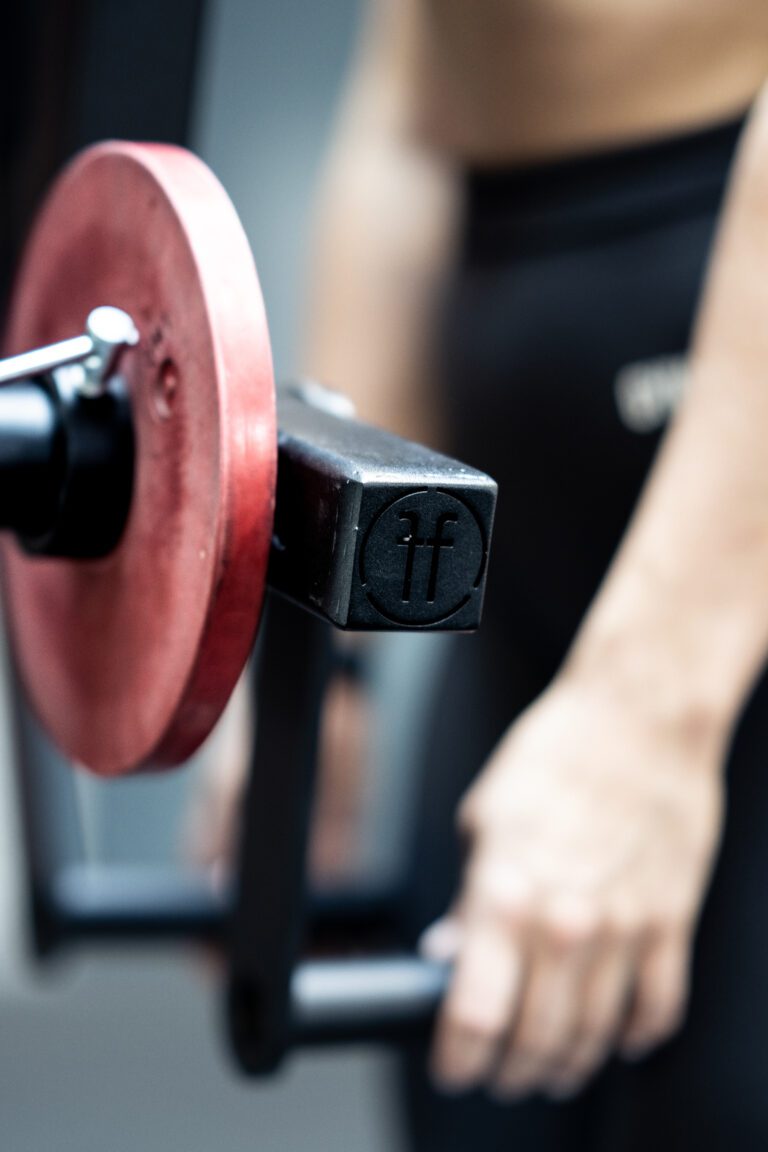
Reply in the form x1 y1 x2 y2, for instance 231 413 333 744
80 307 139 396
0 306 139 396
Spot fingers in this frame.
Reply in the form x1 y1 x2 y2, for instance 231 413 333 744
493 905 605 1099
430 908 525 1091
420 916 462 964
620 929 690 1057
309 676 369 883
541 933 634 1097
430 908 692 1100
183 672 251 873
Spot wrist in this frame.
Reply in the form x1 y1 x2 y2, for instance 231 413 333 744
561 588 737 760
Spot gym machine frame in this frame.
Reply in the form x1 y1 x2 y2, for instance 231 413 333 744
1 143 496 1075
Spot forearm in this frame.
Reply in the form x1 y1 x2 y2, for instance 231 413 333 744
302 1 459 447
566 90 768 741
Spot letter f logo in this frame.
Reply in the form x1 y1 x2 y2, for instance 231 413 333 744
398 510 458 604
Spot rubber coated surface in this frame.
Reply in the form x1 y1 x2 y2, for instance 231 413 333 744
2 142 276 775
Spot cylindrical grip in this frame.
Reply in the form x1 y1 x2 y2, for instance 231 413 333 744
291 956 449 1046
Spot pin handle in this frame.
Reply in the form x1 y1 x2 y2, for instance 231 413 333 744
0 307 138 394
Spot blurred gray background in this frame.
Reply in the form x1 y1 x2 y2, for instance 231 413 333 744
0 1 411 1148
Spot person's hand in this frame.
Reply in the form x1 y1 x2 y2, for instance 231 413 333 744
309 673 371 884
424 668 726 1100
186 669 370 889
184 673 253 886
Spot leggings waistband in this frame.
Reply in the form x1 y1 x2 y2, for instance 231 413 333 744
463 113 748 259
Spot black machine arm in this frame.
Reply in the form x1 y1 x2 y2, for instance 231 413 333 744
272 382 495 631
13 364 496 1074
230 385 496 1070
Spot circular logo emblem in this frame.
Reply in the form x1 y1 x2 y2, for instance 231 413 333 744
360 491 486 626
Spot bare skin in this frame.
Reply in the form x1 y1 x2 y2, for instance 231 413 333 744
202 0 768 1102
427 101 768 1092
406 0 768 162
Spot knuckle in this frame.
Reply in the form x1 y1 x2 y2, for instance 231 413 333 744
638 912 687 945
495 889 532 929
458 784 497 835
602 908 641 941
545 909 600 953
470 866 532 928
457 793 480 835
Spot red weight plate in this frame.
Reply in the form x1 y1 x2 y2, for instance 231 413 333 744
2 142 276 775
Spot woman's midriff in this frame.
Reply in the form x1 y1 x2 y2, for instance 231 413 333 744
407 0 768 161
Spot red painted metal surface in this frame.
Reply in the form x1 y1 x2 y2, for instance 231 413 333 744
2 142 276 776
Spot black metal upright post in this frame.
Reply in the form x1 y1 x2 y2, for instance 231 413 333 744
227 594 333 1074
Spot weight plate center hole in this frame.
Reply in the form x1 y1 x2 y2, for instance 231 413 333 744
153 357 179 419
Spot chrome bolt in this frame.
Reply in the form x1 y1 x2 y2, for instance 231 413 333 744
80 307 139 397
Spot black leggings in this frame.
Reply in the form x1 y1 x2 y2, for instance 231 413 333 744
397 113 768 1151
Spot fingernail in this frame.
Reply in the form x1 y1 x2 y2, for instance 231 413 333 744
488 1081 526 1103
431 1034 488 1094
430 1059 476 1096
490 1061 539 1102
431 1069 472 1096
620 1037 651 1062
544 1077 583 1101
